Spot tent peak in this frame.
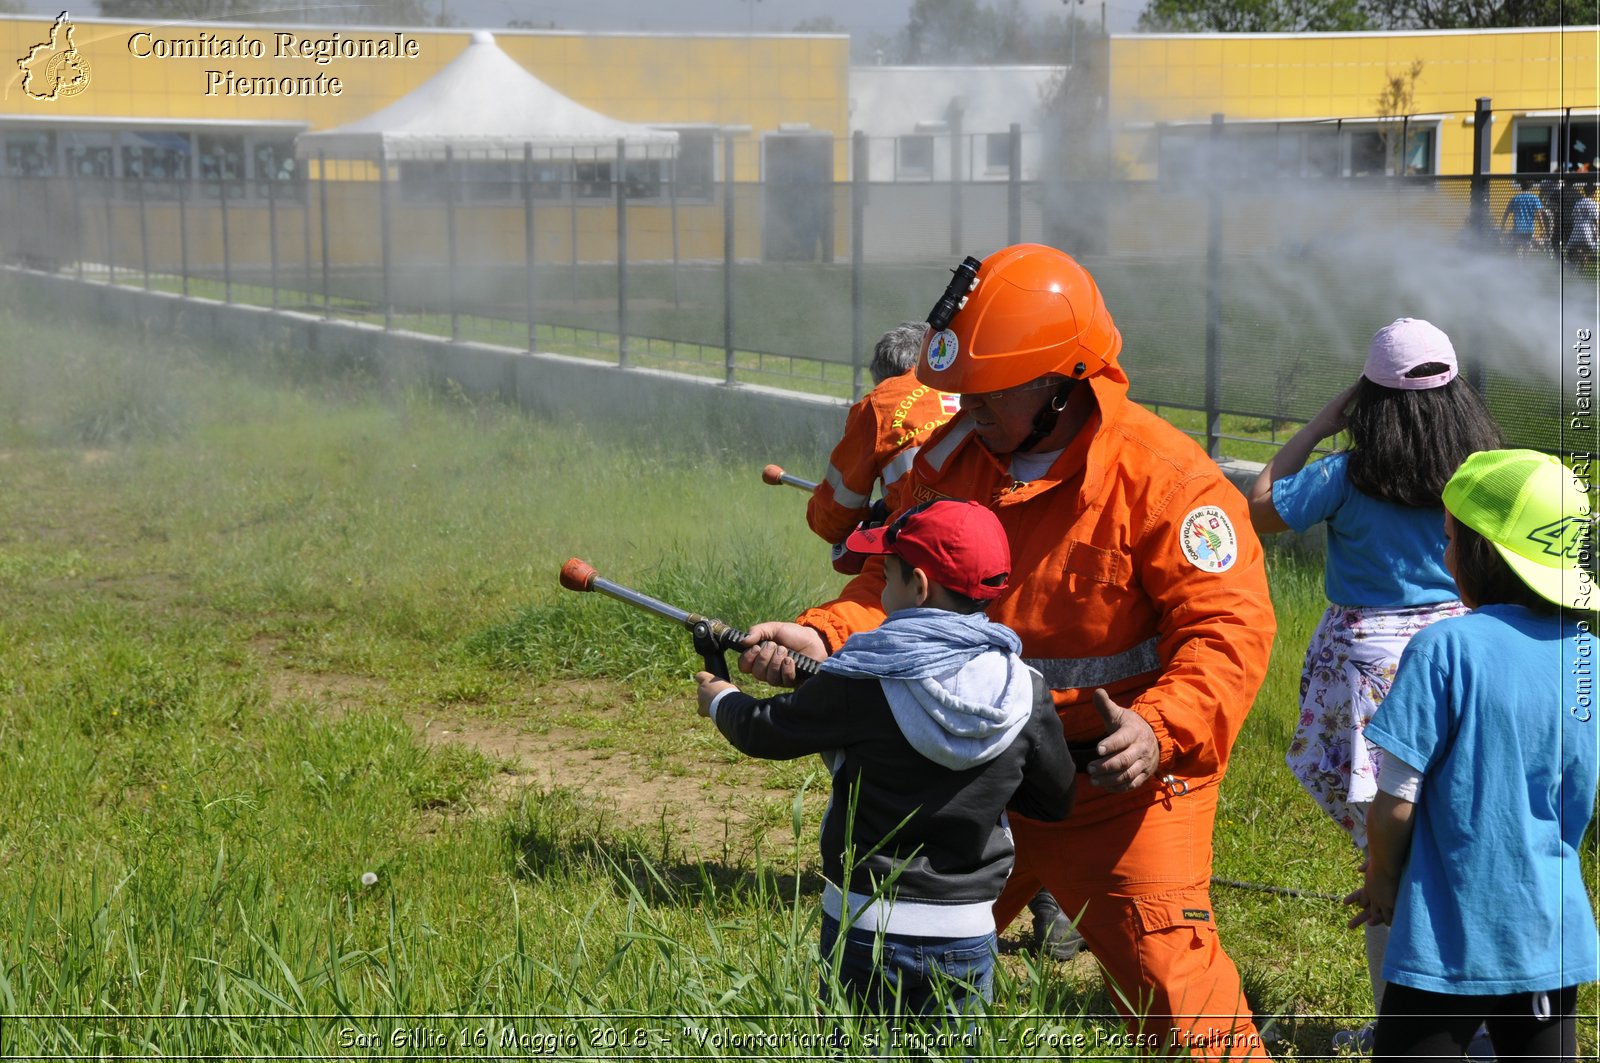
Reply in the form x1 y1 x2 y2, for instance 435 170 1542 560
469 30 494 46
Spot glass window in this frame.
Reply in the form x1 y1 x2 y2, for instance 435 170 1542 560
574 159 612 199
897 134 933 178
1303 130 1340 177
251 137 300 198
4 131 56 177
622 157 663 199
1348 130 1387 176
673 131 715 200
197 133 245 198
456 159 519 202
398 159 448 202
1401 129 1434 175
986 132 1013 174
1516 123 1554 174
62 131 114 182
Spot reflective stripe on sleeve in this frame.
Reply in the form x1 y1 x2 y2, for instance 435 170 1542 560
1024 637 1161 691
880 446 920 487
823 464 871 509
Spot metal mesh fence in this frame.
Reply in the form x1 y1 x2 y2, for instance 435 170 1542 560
2 132 1593 456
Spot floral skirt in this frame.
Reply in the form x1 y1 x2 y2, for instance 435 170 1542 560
1286 600 1467 851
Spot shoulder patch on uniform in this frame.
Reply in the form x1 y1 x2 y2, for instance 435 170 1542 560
939 392 961 416
1179 505 1238 573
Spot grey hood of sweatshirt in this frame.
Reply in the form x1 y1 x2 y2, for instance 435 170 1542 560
880 650 1036 771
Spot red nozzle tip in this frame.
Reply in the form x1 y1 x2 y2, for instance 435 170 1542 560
559 557 597 592
762 464 785 485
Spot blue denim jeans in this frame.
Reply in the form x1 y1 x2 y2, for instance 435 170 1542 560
819 912 996 1022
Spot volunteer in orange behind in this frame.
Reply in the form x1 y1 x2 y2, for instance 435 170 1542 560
740 244 1277 1059
806 321 960 544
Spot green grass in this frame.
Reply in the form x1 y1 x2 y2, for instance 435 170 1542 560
0 300 1592 1057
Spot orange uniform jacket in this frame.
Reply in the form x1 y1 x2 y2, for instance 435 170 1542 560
806 370 959 545
799 369 1276 824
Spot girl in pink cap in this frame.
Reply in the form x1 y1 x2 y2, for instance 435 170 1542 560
1246 317 1502 1051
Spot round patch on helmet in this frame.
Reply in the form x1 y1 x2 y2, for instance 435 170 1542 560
926 329 959 371
1179 505 1238 573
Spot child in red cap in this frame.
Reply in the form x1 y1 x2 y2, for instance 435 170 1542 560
695 499 1074 1031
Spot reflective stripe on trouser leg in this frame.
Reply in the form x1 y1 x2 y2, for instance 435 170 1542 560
996 784 1268 1061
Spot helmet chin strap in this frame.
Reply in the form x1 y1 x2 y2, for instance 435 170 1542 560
1016 381 1077 454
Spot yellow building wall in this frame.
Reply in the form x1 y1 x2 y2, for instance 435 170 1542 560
0 15 850 181
1110 27 1600 176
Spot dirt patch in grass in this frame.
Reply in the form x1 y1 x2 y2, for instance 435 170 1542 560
406 705 783 859
254 647 795 861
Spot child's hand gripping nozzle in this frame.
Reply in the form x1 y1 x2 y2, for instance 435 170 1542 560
558 558 823 683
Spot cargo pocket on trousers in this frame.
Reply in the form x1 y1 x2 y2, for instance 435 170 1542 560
1131 890 1218 983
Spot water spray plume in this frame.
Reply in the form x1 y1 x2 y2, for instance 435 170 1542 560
761 464 817 492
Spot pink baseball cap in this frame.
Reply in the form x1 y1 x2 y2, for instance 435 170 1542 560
1362 318 1459 390
845 499 1011 600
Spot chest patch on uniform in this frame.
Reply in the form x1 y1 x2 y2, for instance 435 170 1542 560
1179 506 1238 573
927 329 959 371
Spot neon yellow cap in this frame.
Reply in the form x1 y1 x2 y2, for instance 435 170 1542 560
1442 449 1594 610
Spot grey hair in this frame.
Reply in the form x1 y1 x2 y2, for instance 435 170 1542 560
869 321 929 384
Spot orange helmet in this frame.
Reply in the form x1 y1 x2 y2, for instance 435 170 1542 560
917 243 1123 394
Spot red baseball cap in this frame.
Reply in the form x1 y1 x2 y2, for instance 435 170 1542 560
845 499 1011 600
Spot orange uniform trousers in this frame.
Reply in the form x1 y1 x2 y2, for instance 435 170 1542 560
995 781 1270 1061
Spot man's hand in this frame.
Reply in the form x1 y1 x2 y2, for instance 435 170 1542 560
737 622 828 687
694 671 735 718
1087 687 1159 792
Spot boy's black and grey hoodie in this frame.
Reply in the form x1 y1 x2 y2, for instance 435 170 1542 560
707 608 1074 938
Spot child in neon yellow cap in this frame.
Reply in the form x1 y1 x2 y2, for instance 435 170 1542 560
1346 449 1596 1061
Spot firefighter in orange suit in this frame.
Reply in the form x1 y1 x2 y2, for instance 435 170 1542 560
806 320 959 545
741 244 1277 1059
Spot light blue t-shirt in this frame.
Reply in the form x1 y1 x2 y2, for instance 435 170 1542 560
1366 605 1599 995
1271 452 1458 607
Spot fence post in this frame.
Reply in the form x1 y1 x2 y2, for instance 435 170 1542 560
569 147 579 302
378 147 393 331
137 177 150 290
851 129 867 401
318 151 332 319
102 178 115 286
72 172 83 282
301 164 312 308
267 177 279 310
949 110 963 256
219 171 232 303
723 129 736 386
445 144 459 340
1470 97 1492 241
1007 122 1022 245
524 143 538 352
668 149 681 309
177 174 190 296
616 137 629 368
1204 113 1224 460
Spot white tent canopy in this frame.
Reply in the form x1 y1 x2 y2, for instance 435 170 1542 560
296 31 677 161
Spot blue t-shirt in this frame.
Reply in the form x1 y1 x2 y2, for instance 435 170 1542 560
1366 606 1599 995
1506 191 1543 234
1271 452 1458 607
